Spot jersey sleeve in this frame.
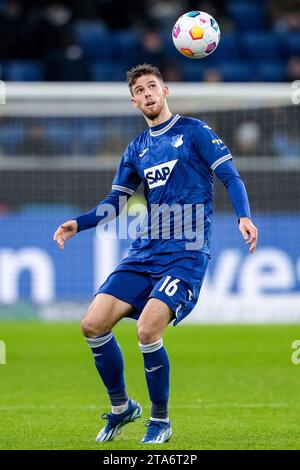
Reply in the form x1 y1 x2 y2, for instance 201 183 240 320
214 159 251 220
112 143 141 196
192 122 232 171
75 189 130 232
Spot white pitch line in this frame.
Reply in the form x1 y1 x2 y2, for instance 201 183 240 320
184 403 289 409
0 404 99 411
173 403 290 409
0 403 292 411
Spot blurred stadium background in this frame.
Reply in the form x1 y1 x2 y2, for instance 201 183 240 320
0 0 299 322
0 0 300 452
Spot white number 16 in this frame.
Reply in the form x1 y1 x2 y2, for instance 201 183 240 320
158 276 180 296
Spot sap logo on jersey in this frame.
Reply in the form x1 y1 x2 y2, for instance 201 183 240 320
144 159 178 189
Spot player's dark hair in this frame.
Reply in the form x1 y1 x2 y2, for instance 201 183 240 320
126 64 164 95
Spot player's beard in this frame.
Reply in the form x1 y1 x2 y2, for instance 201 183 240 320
142 99 164 121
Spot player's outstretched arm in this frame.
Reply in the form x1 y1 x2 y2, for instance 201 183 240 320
53 220 78 251
53 189 131 250
239 217 258 254
214 159 258 254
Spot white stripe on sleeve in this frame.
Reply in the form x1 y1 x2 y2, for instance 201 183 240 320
112 185 135 196
211 154 232 171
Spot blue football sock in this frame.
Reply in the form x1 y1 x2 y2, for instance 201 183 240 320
85 333 128 407
139 339 170 419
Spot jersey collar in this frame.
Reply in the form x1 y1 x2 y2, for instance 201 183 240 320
149 114 181 137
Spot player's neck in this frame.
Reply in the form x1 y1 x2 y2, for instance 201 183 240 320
145 106 173 129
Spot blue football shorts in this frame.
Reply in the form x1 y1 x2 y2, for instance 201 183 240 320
97 251 209 326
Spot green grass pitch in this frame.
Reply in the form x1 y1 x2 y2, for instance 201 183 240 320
0 321 299 450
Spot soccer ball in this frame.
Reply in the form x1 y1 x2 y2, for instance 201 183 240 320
172 11 220 59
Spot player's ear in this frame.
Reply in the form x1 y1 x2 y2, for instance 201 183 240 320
131 96 138 108
163 86 169 98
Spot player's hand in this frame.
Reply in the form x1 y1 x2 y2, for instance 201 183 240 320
53 220 78 251
239 217 258 254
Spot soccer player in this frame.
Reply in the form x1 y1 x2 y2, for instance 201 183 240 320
53 64 258 444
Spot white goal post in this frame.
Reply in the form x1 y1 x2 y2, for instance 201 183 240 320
2 81 294 116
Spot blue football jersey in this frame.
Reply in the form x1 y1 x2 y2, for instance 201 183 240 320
112 114 232 256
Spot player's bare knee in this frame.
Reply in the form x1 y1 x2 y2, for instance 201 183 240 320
80 317 97 338
80 315 107 338
137 323 159 344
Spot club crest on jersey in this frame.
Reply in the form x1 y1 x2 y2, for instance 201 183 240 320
144 159 178 189
171 134 184 148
